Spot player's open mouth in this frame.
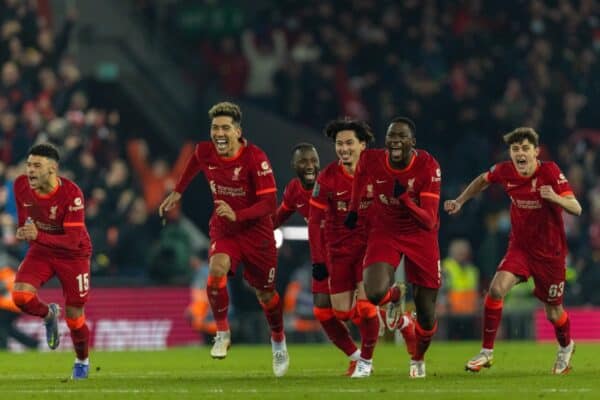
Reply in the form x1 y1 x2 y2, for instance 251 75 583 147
390 147 402 158
303 171 316 181
214 138 229 152
516 158 527 168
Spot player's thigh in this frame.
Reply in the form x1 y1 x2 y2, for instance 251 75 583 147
240 235 278 291
209 237 242 277
531 258 566 305
15 253 54 290
405 256 441 289
52 257 91 307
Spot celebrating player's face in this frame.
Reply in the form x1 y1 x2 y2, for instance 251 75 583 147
385 122 415 165
210 116 242 157
509 139 539 177
293 148 320 188
26 155 55 192
335 130 365 168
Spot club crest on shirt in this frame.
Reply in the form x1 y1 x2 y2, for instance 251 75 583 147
366 184 373 198
49 205 57 220
209 180 217 194
531 178 538 192
336 201 347 211
232 166 243 181
407 178 415 192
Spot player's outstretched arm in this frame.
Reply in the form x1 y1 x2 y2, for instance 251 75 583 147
444 172 489 215
159 191 182 217
539 186 582 216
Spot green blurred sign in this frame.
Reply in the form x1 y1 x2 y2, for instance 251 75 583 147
176 4 244 37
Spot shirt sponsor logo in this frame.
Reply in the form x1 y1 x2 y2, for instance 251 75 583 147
49 206 58 220
436 168 441 177
557 173 568 184
258 161 273 176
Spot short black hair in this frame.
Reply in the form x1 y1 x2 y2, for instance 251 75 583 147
389 116 416 136
291 142 316 155
28 143 60 162
323 117 374 144
503 127 539 147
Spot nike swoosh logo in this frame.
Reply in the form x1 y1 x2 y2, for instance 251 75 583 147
336 191 347 196
376 180 387 184
23 203 32 207
208 166 218 170
79 292 88 297
296 204 305 208
507 183 517 187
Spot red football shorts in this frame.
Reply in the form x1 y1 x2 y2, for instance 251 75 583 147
209 232 278 291
363 229 441 289
311 276 330 294
16 253 91 307
498 244 566 305
327 243 366 294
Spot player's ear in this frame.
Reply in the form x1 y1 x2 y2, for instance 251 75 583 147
534 146 540 157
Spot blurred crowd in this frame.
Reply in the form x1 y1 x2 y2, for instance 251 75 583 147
148 0 600 306
0 0 206 284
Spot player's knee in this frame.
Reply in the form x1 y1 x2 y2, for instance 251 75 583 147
12 290 34 307
365 288 386 306
333 309 352 321
487 285 506 300
206 275 227 290
66 315 86 330
356 299 378 319
313 306 334 322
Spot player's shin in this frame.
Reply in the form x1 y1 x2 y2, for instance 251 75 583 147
66 315 90 361
313 306 358 357
12 291 49 317
482 295 503 350
413 320 437 361
552 311 571 347
207 275 230 331
356 299 379 361
259 291 285 342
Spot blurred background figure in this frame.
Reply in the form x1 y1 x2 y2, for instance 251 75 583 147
442 238 479 340
0 265 38 350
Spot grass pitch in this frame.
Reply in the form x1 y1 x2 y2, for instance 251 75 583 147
0 341 598 399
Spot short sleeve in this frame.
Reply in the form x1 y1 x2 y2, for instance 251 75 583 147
250 147 277 196
418 157 441 198
485 163 502 184
548 162 573 197
63 187 86 227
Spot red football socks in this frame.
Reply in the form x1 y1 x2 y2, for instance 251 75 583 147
553 311 571 347
482 295 503 350
260 292 285 342
12 291 49 318
313 307 358 356
206 275 229 331
413 320 437 361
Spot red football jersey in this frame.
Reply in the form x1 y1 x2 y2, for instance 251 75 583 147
14 175 92 259
486 161 573 260
175 141 277 237
273 177 311 228
309 161 372 256
352 149 441 234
